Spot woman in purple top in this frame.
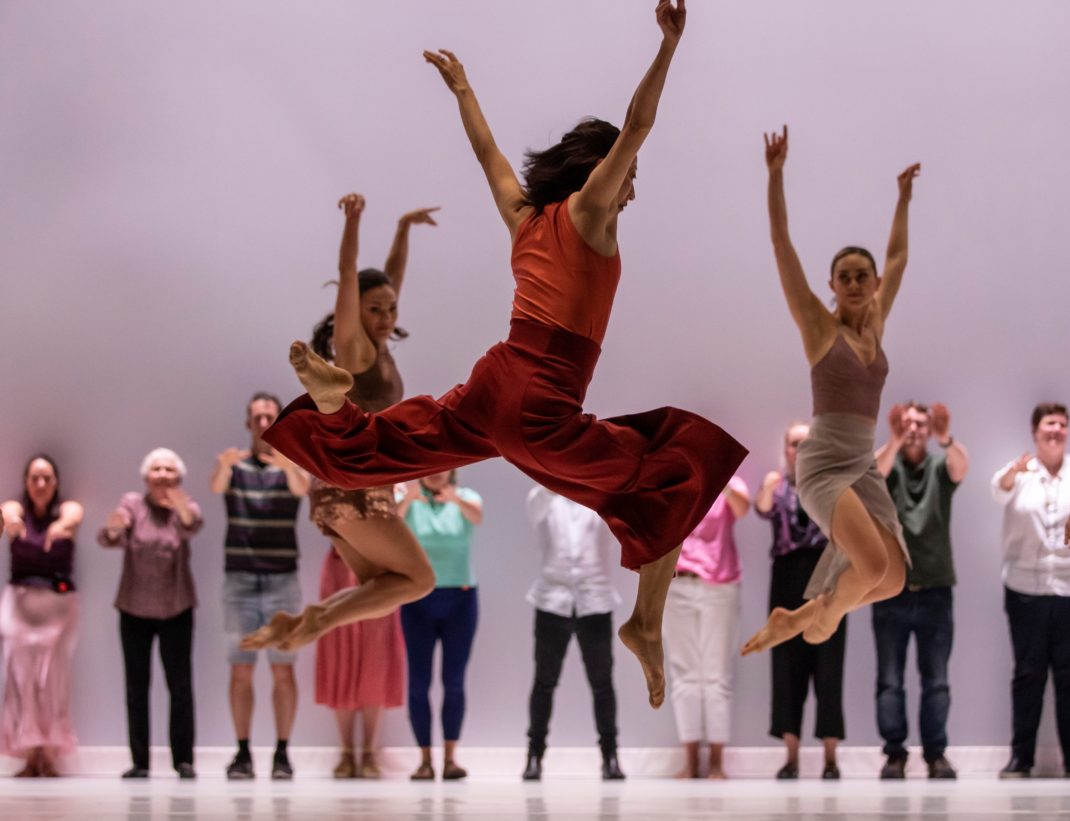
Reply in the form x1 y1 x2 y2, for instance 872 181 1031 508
755 422 845 780
0 454 83 777
98 448 202 780
663 476 750 779
743 128 918 654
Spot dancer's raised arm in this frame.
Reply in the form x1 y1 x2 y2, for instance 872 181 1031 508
765 127 831 360
424 49 527 235
571 0 686 240
385 207 440 297
875 163 921 321
333 193 377 374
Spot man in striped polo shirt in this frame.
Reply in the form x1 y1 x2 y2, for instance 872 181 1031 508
210 392 310 780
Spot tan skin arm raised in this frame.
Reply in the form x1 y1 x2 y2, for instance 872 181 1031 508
569 0 687 256
384 207 440 297
754 471 782 516
332 194 379 375
424 50 529 238
763 126 838 364
874 163 921 321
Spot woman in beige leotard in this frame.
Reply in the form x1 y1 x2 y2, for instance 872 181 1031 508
743 127 920 654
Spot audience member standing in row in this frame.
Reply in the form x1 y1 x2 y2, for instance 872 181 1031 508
665 476 750 779
756 423 845 780
874 402 967 780
992 402 1070 779
211 394 309 780
1 456 82 777
522 486 624 782
397 471 483 781
99 448 201 779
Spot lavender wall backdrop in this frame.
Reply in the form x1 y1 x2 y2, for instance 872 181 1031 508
2 0 1068 753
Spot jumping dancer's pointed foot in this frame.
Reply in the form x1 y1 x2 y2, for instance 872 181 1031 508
289 341 352 414
741 606 810 656
802 596 845 645
618 618 665 709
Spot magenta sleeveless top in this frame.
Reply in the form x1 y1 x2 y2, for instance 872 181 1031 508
811 333 888 420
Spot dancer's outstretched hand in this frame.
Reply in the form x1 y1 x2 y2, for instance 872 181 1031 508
400 207 441 227
764 126 788 172
423 49 470 95
897 163 921 201
656 0 686 45
338 193 366 220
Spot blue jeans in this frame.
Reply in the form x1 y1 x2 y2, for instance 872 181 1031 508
871 587 953 761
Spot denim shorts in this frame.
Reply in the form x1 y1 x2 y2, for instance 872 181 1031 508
223 571 302 665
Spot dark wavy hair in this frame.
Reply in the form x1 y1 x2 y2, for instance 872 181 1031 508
522 118 621 211
311 268 408 361
1032 402 1068 432
829 246 878 276
21 452 61 523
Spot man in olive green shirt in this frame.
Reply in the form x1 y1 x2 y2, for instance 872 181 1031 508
873 402 969 780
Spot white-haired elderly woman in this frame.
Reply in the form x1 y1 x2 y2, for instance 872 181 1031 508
98 447 202 780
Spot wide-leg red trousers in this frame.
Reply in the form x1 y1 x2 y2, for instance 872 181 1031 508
264 320 747 570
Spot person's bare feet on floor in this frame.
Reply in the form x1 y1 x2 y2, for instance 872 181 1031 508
289 341 353 414
618 618 665 708
741 604 814 656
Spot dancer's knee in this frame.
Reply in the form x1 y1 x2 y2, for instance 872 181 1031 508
854 548 889 589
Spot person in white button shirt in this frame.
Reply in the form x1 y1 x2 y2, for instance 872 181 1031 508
991 402 1070 779
522 486 624 782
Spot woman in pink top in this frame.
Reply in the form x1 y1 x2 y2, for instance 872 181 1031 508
663 476 749 779
743 128 918 655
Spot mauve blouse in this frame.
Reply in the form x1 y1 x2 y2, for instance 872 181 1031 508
97 492 202 619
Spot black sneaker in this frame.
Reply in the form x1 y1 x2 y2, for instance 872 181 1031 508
926 756 957 780
175 763 197 780
775 761 799 780
226 753 254 780
271 752 294 781
999 756 1032 779
880 753 907 780
821 762 841 780
121 766 149 779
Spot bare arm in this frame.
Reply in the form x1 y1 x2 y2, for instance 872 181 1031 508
875 405 906 477
384 208 440 297
44 501 84 550
931 403 969 484
210 448 248 494
724 482 750 520
261 450 310 496
571 0 686 240
997 452 1032 493
875 163 921 321
333 194 378 374
764 127 834 360
424 50 528 236
0 500 25 541
755 471 781 515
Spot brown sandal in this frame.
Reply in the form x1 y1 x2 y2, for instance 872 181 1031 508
359 749 381 779
333 750 356 779
410 761 435 781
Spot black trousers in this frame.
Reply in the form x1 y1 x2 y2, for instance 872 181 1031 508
1004 587 1070 765
527 608 617 757
768 550 846 740
119 608 195 769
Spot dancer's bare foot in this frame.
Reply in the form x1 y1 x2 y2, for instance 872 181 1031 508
802 596 846 645
618 618 665 708
741 606 813 656
240 610 303 651
289 341 353 414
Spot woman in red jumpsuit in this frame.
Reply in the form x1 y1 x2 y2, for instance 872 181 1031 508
253 0 746 708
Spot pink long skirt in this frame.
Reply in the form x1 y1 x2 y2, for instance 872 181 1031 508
0 585 79 757
314 549 405 710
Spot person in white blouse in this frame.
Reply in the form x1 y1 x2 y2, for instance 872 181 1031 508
522 485 624 782
991 402 1070 779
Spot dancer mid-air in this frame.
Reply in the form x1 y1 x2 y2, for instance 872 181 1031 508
256 0 747 707
742 127 920 655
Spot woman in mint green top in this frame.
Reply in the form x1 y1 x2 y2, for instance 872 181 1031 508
397 470 483 781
